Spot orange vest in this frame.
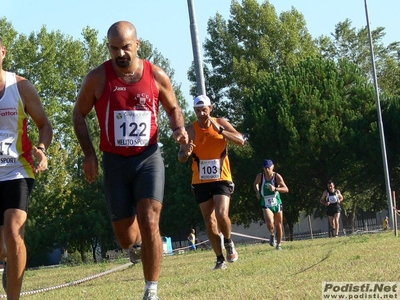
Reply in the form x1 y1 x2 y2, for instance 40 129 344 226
191 119 232 184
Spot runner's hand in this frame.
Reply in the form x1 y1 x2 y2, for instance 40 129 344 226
173 127 189 145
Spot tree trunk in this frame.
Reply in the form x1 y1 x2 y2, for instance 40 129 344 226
92 237 98 263
80 249 87 263
285 221 294 241
342 201 357 234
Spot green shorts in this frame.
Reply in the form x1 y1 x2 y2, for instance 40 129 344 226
263 204 283 214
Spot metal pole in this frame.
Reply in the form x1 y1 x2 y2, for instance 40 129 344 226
187 0 206 96
393 191 397 236
364 0 394 231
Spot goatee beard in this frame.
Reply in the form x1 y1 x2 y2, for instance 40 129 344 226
116 59 130 68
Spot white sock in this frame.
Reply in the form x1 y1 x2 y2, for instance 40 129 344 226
145 281 158 292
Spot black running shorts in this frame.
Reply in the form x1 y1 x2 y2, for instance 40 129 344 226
102 144 165 222
326 205 341 216
191 181 234 204
0 178 34 225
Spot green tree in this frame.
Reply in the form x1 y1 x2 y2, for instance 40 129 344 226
243 57 384 235
198 0 318 121
317 19 400 97
382 95 400 205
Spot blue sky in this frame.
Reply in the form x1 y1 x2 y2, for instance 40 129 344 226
2 0 399 104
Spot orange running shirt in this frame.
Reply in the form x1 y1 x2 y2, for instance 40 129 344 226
191 119 233 184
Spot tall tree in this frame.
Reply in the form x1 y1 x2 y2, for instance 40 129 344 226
318 19 400 97
199 0 318 122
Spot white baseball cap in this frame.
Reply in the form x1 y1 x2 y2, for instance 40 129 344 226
193 95 212 107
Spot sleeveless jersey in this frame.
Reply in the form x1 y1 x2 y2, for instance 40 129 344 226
0 72 35 181
95 60 159 156
191 120 232 184
326 190 340 207
260 172 282 208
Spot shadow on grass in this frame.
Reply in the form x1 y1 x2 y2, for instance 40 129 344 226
290 249 333 275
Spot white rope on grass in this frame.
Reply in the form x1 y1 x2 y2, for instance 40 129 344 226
170 231 270 254
0 262 133 298
171 240 211 253
231 231 269 242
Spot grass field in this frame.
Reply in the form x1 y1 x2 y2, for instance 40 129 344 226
3 231 399 300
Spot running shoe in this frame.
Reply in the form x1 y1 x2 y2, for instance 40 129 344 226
129 245 142 265
269 234 275 247
276 244 282 251
143 288 160 300
224 241 238 263
2 262 6 293
213 260 227 270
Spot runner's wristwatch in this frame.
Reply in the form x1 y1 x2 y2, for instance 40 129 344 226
37 146 47 156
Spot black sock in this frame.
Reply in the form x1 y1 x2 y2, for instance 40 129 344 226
217 254 225 262
224 238 232 244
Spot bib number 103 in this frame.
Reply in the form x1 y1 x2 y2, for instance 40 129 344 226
199 159 221 180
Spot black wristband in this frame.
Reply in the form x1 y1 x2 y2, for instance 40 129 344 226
173 126 183 132
37 146 47 156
